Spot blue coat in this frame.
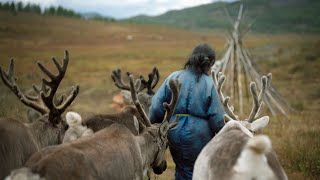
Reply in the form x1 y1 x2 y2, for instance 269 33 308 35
149 69 225 180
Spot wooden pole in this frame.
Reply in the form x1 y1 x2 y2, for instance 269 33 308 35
236 45 243 115
215 4 290 117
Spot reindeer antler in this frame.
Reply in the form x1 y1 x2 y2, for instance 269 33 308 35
112 69 143 92
128 73 151 127
111 69 131 91
0 59 49 114
212 70 272 122
139 67 160 95
128 73 180 129
212 70 237 120
163 79 180 124
0 51 80 124
247 73 271 122
39 51 79 124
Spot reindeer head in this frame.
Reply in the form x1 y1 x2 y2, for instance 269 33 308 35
127 73 180 175
212 70 272 136
111 67 159 114
0 51 79 143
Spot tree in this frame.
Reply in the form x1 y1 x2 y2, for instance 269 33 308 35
17 2 23 12
23 3 31 12
30 4 41 14
44 6 56 15
2 2 10 11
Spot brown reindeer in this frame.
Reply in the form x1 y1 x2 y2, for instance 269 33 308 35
0 51 79 179
110 67 159 113
193 71 287 180
7 74 180 180
83 68 160 135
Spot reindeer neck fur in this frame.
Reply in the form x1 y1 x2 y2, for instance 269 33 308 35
27 120 61 149
84 106 142 135
220 120 253 137
134 128 160 175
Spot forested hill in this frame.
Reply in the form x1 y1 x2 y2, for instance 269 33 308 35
124 0 320 33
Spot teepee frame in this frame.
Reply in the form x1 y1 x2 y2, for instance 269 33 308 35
212 5 291 117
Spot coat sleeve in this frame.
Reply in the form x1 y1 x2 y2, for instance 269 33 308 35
149 78 170 124
207 85 225 134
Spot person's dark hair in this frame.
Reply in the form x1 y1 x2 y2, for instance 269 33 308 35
184 43 216 75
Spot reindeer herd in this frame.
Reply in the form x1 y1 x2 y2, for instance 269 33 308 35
0 51 287 180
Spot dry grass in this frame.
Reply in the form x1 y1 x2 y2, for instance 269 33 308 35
0 11 319 179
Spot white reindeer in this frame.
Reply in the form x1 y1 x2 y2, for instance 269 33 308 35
193 71 287 180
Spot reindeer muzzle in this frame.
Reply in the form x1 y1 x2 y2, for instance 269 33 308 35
153 160 167 175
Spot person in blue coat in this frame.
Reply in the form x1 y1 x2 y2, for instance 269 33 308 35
149 43 225 180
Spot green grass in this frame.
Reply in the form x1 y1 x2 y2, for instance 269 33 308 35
0 11 319 179
124 0 320 34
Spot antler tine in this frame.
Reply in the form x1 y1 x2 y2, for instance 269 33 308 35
33 82 49 94
256 74 271 120
134 78 142 91
212 70 226 104
0 59 15 87
267 73 272 88
38 50 69 112
151 67 160 89
223 97 238 120
139 67 160 95
212 70 218 88
247 75 270 123
217 75 226 104
111 69 131 91
247 82 259 122
138 76 148 92
26 82 66 107
258 76 267 100
211 70 238 120
25 82 50 101
55 85 80 115
162 79 180 124
128 74 152 127
0 59 49 114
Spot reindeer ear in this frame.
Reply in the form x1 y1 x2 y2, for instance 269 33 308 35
120 90 132 103
251 116 269 132
159 122 169 137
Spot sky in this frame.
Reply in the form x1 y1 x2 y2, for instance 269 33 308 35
0 0 235 19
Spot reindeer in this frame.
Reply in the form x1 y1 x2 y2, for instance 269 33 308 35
0 51 79 179
193 71 287 180
83 67 160 135
6 74 180 180
111 67 159 114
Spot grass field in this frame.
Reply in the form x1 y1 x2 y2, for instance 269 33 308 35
0 11 319 179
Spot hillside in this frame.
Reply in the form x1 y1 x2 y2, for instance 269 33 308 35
125 0 320 33
0 11 319 179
